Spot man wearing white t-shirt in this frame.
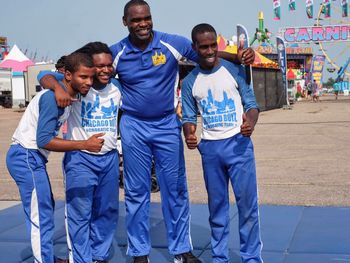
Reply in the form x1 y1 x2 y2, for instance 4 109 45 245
182 24 263 263
38 42 122 263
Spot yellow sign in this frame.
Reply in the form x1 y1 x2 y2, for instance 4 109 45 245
152 52 166 66
255 45 313 54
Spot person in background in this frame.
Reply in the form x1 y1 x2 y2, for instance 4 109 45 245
311 79 319 102
333 82 339 100
55 55 69 138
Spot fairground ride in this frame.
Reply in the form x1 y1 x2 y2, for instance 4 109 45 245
336 57 350 82
316 2 350 79
250 12 273 46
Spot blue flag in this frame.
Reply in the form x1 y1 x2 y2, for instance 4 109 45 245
276 36 289 105
237 24 253 87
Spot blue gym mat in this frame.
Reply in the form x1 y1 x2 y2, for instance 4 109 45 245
0 202 349 262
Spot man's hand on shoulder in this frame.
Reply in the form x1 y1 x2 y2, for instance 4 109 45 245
55 87 77 108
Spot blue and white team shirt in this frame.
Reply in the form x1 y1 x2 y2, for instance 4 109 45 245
110 31 198 118
182 59 258 140
12 89 70 159
66 79 122 155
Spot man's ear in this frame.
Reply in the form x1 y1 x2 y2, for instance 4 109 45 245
65 70 72 81
122 16 127 26
192 43 196 51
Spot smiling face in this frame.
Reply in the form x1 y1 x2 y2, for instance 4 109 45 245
92 53 114 85
123 4 153 47
193 31 219 70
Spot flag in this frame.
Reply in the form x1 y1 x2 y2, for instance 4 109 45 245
322 0 331 18
342 0 348 17
276 36 289 105
310 55 326 83
306 0 314 19
237 24 253 86
289 0 296 11
273 0 281 20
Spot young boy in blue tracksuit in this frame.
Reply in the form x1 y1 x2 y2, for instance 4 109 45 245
6 53 103 263
181 24 263 263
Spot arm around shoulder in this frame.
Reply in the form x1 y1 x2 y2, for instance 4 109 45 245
38 72 72 107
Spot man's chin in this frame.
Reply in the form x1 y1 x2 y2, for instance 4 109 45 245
98 79 110 85
80 90 89 96
136 34 152 41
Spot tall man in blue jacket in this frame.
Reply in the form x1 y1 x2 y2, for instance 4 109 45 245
109 1 254 262
181 23 262 263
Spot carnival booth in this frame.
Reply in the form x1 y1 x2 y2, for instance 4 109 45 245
0 45 34 107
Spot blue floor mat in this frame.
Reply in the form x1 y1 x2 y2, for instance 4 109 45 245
0 202 349 263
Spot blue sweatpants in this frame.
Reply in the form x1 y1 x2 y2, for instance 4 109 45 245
6 144 55 263
120 113 192 256
63 150 119 263
198 134 263 263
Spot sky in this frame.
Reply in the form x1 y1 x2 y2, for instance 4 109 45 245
1 0 349 80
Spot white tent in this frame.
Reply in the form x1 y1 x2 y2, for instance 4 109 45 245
0 45 34 107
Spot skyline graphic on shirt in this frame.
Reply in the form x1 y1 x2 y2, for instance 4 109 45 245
199 88 238 129
81 94 118 120
80 94 118 133
200 89 236 115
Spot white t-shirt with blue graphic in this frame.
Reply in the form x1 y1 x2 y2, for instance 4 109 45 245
182 59 258 140
66 79 122 155
12 89 71 159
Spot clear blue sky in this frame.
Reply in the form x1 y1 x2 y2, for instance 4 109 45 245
1 0 349 80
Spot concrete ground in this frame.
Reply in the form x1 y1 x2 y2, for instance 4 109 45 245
0 94 349 206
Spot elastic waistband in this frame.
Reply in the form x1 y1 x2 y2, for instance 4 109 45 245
70 149 118 157
122 110 175 121
10 144 48 162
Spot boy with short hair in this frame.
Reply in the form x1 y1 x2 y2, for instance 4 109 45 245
6 52 103 263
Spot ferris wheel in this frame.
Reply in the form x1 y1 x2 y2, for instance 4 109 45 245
316 2 350 78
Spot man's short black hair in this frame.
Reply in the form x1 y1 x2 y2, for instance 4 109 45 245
191 23 217 44
74 42 112 57
124 0 150 17
64 52 94 73
55 55 67 70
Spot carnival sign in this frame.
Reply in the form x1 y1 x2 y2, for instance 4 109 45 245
281 25 350 43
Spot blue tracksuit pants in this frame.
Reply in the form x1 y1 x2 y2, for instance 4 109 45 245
120 113 192 256
6 144 55 263
63 150 119 263
198 134 263 263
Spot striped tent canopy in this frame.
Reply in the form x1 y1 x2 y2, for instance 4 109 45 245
0 45 34 73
